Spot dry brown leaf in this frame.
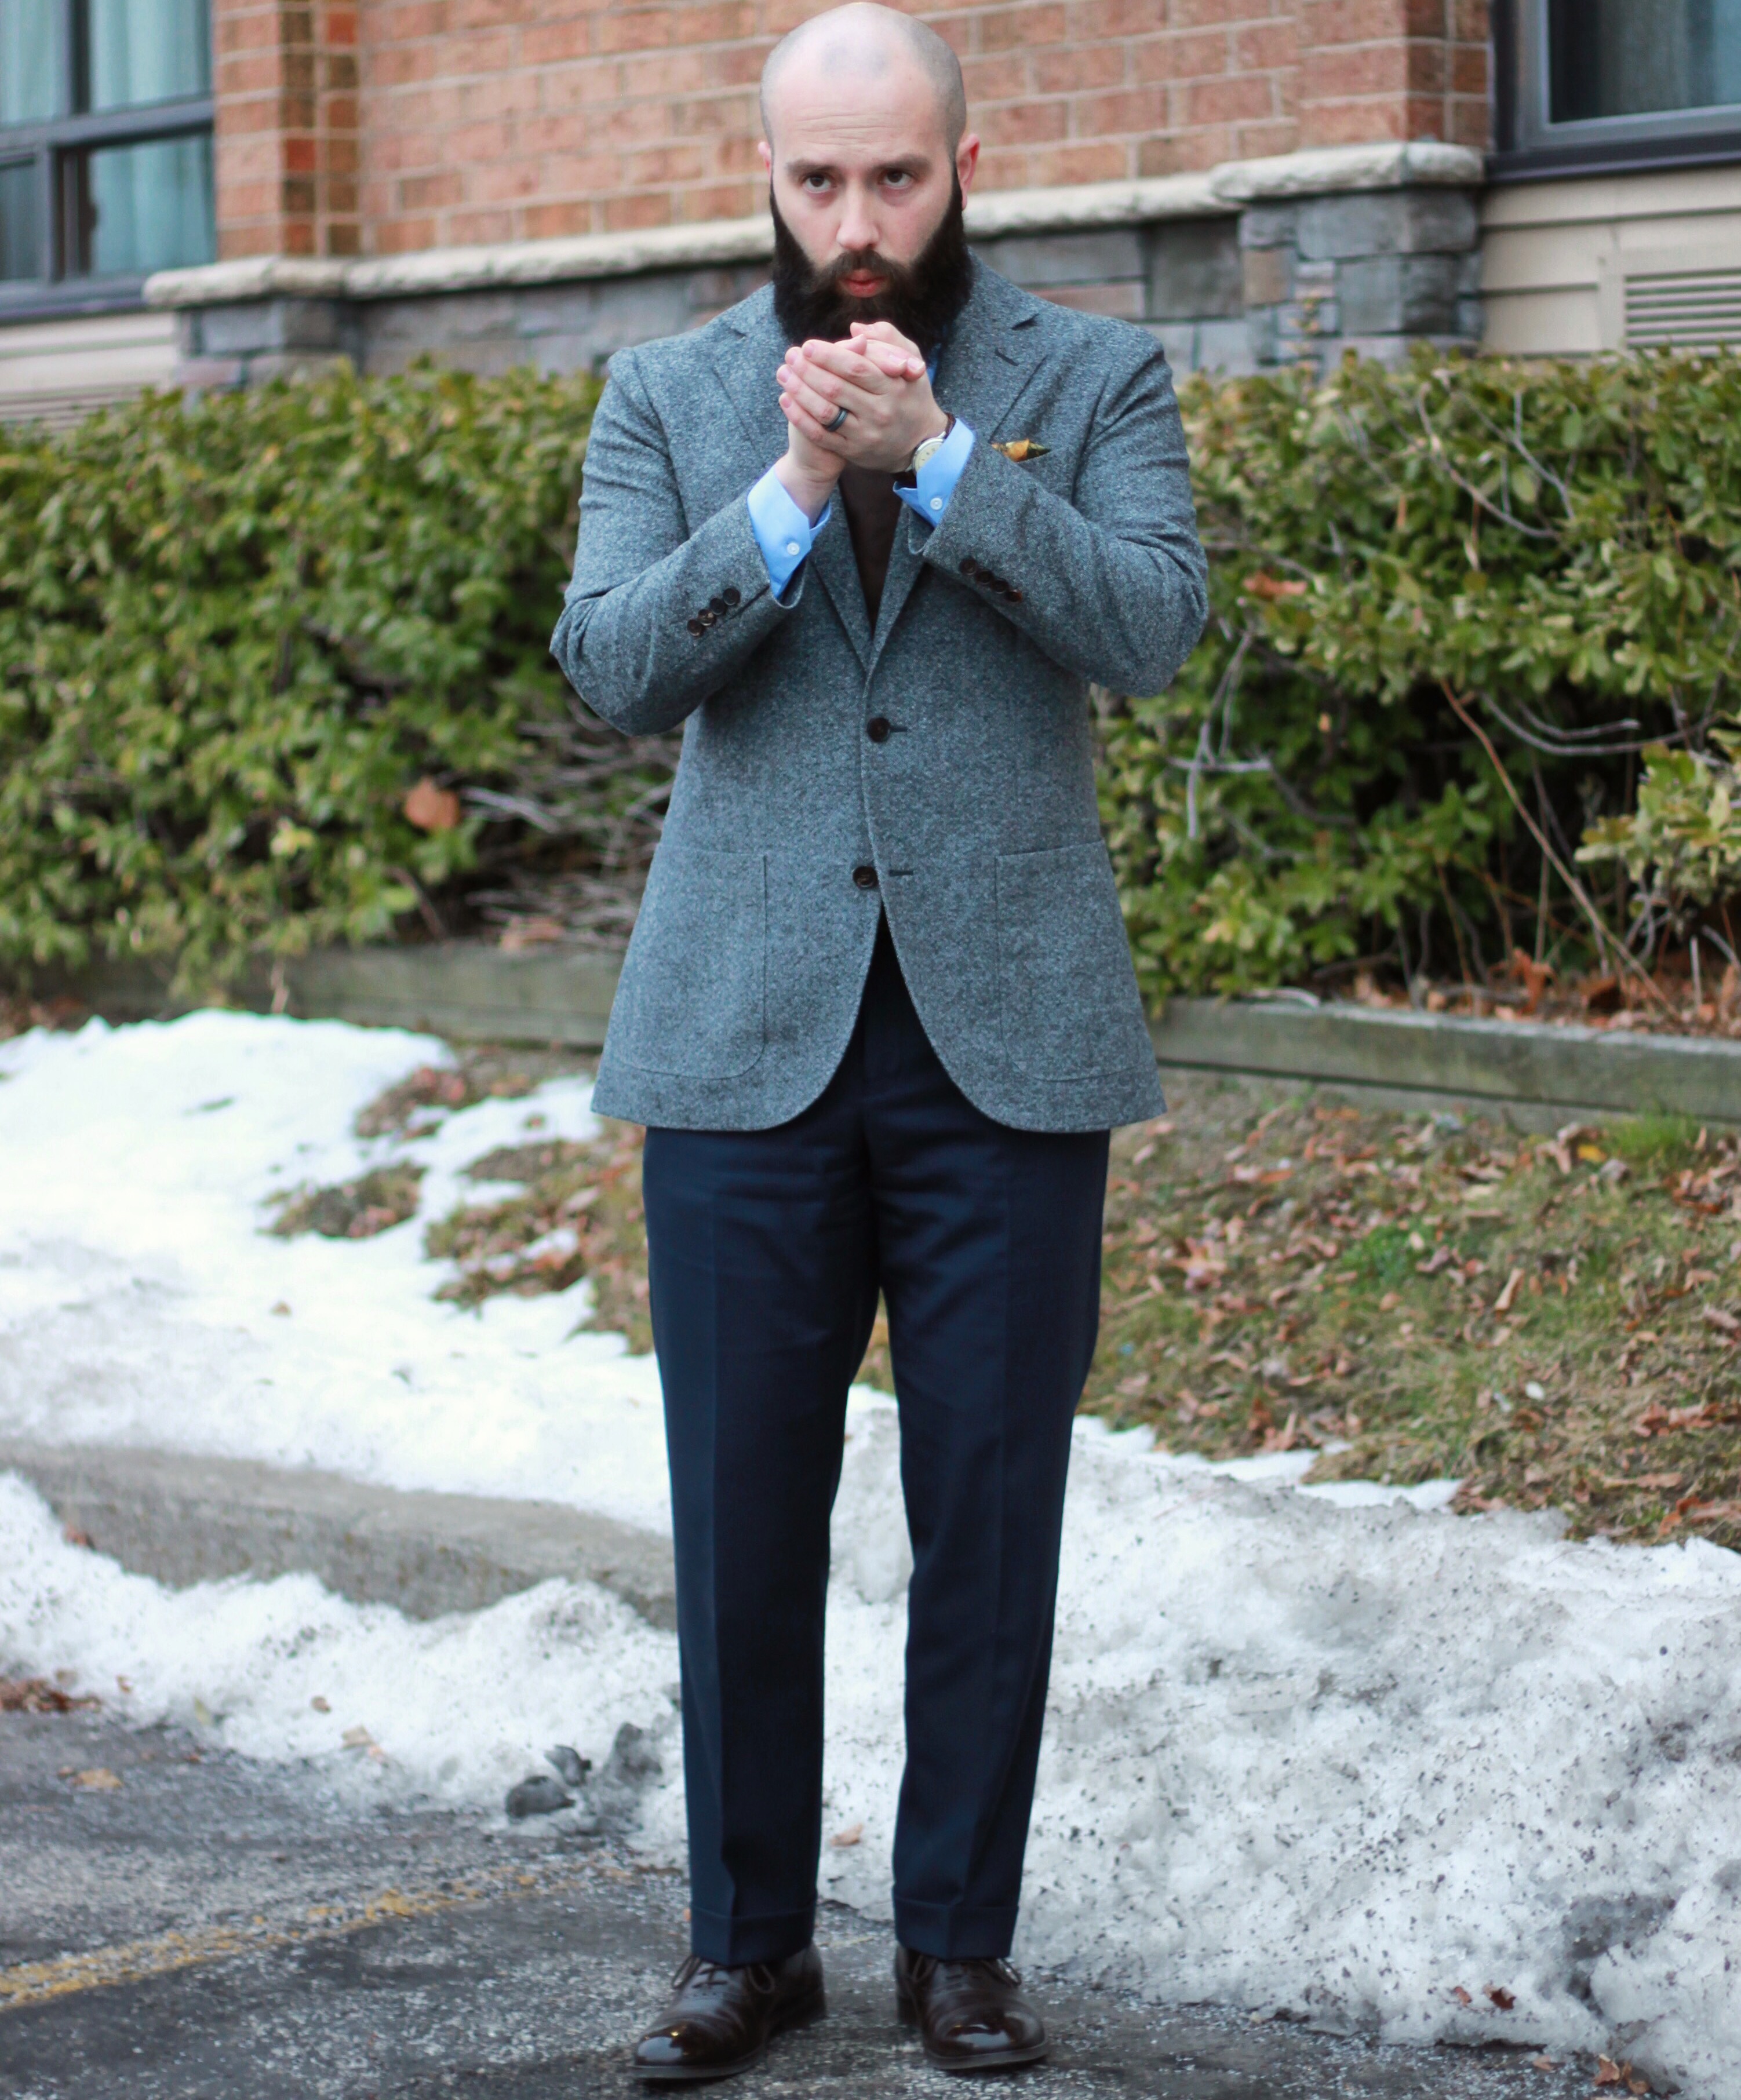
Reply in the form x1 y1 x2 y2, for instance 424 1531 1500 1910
1494 1267 1525 1314
68 1767 122 1790
1484 1985 1516 2010
1450 1985 1473 2006
828 1822 864 1849
403 778 462 832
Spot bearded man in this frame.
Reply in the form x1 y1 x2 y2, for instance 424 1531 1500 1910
551 3 1205 2077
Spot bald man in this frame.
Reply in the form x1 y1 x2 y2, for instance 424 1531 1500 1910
551 4 1205 2079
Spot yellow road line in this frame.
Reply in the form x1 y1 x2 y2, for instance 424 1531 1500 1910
0 1860 593 2011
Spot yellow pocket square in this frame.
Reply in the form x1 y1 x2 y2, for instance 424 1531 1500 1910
991 437 1049 462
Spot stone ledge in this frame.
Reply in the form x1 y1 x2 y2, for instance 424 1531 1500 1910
20 940 1741 1128
145 145 1481 312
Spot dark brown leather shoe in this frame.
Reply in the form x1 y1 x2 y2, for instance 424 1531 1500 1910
631 1945 825 2083
895 1945 1048 2072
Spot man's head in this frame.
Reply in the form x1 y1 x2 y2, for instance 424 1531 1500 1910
759 2 978 351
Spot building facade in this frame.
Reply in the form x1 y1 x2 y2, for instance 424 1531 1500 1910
0 0 1738 421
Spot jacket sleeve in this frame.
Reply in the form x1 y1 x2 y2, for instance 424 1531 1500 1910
550 348 804 737
916 341 1208 698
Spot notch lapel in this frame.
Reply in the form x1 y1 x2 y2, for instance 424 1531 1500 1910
709 293 872 669
867 265 1046 670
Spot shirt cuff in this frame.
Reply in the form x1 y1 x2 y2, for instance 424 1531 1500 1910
747 467 832 597
896 417 975 528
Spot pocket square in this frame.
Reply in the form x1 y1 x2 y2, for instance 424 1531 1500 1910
992 437 1049 462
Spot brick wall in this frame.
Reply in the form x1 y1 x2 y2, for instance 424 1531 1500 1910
215 0 1492 261
215 0 364 258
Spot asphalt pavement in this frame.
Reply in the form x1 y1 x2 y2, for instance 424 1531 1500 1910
0 1704 1600 2100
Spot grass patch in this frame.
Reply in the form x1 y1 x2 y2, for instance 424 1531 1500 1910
268 1164 424 1240
1084 1088 1741 1550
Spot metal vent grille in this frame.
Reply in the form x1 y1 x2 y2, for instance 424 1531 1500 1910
1625 266 1741 348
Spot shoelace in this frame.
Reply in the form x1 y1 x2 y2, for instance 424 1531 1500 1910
909 1955 1022 1989
672 1954 777 1996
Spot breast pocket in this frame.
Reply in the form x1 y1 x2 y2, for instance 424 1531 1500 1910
996 840 1147 1079
611 845 766 1078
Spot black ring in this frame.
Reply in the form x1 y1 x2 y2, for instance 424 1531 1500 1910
826 404 850 432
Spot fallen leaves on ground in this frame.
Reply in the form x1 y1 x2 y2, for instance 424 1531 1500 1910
1 1677 99 1714
428 1121 652 1350
267 1164 425 1240
1083 1092 1741 1550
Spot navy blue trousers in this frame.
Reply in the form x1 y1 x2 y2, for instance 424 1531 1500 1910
641 917 1108 1966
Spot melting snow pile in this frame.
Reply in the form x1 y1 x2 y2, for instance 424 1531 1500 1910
2 1012 1740 2098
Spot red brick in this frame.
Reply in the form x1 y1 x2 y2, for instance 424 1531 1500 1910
683 178 761 216
1183 72 1273 125
1234 19 1296 72
445 206 517 240
521 199 597 237
978 96 1068 144
978 3 1068 52
1030 42 1124 92
1075 84 1170 134
399 167 465 205
1030 139 1131 183
602 189 675 229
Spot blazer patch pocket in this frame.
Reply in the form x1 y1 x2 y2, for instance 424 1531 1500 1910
996 840 1146 1080
613 845 767 1078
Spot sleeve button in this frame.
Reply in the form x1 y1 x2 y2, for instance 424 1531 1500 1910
722 586 741 606
959 557 979 577
686 617 704 636
708 595 727 616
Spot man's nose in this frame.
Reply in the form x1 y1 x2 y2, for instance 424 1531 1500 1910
835 181 880 255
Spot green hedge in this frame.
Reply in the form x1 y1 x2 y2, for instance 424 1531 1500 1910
2 350 1739 1001
1105 349 1741 1000
0 365 596 988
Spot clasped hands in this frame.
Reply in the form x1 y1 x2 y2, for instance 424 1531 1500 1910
773 321 949 522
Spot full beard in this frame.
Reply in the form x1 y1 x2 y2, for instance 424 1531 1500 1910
769 176 975 355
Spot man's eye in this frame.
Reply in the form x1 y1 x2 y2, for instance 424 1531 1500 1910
882 171 915 190
802 174 833 192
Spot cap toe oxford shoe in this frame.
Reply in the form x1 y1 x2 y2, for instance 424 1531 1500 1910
632 1945 825 2082
895 1946 1049 2072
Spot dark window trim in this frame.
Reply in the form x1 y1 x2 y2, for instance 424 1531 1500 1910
1488 130 1741 185
0 96 214 154
1491 0 1741 180
0 275 150 323
0 0 213 300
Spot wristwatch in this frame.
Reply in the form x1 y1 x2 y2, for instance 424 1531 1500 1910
905 414 954 476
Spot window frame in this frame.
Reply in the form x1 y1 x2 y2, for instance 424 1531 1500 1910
0 0 214 318
1491 0 1741 183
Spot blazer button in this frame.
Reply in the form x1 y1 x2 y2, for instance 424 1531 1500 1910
959 557 980 577
708 595 727 616
1004 586 1024 603
686 617 705 636
852 863 879 890
698 607 717 627
866 716 891 743
722 586 741 606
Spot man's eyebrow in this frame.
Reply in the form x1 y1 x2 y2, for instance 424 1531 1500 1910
782 154 934 180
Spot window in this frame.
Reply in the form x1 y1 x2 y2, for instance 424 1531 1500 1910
1498 0 1741 173
0 0 213 309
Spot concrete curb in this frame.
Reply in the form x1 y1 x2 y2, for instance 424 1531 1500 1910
17 941 1741 1128
0 1440 675 1628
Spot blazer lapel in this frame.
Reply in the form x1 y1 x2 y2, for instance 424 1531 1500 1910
868 263 1046 669
710 293 872 669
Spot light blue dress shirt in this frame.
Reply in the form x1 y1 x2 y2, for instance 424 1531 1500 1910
746 414 977 597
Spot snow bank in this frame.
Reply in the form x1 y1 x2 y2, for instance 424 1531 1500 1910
4 1012 1740 2097
0 1011 671 1532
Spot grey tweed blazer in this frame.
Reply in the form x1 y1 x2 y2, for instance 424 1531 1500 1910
551 260 1207 1133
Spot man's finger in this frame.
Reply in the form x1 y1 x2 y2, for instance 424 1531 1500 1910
853 338 926 380
850 319 924 364
778 369 855 432
796 340 892 392
779 394 850 452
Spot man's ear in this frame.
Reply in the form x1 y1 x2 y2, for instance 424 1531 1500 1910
956 134 981 197
757 140 773 177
